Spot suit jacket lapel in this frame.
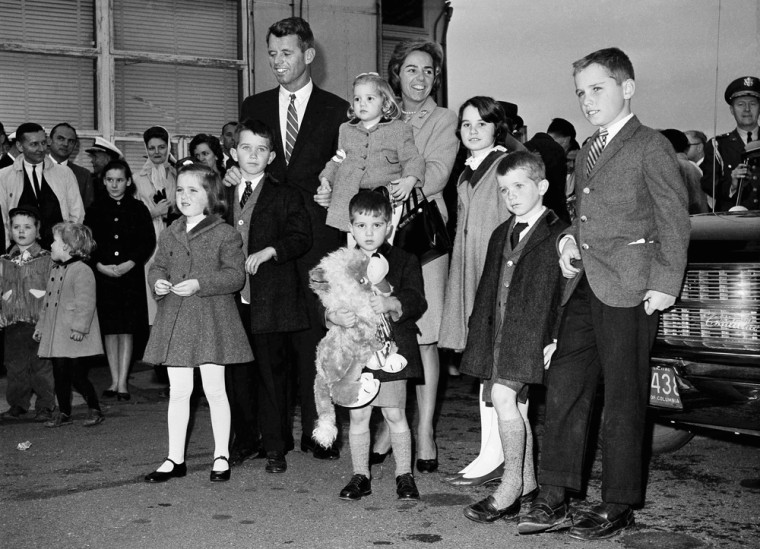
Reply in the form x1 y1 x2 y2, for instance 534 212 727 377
587 116 641 180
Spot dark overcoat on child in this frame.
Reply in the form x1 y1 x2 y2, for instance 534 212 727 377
460 210 567 384
143 215 253 367
223 174 312 334
368 242 427 383
36 259 104 358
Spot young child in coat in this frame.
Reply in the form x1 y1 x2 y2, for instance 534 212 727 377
143 163 253 484
330 190 427 501
318 72 425 233
0 206 55 422
459 151 568 523
34 222 104 427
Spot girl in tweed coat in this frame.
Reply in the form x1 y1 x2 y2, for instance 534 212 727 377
143 164 253 484
319 72 425 232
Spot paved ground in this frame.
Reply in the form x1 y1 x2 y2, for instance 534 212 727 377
1 362 759 549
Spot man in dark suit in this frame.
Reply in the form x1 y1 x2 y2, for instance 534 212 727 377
519 48 689 541
525 131 570 223
47 123 95 209
231 16 348 460
701 76 760 211
0 128 17 169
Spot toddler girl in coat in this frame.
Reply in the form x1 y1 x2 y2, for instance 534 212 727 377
34 222 105 428
143 163 253 484
319 72 425 233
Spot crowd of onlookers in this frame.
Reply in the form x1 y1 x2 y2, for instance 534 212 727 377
0 13 758 542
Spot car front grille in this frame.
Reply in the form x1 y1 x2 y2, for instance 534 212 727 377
658 264 760 352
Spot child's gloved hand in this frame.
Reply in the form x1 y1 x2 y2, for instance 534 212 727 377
154 279 172 295
170 279 200 297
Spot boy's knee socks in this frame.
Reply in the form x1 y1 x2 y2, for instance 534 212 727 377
522 415 538 495
492 418 525 509
390 430 412 477
349 430 371 477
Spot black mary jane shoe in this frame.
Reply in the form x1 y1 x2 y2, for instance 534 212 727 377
102 389 118 399
210 456 231 482
117 392 131 401
369 448 392 466
145 458 187 483
463 495 521 523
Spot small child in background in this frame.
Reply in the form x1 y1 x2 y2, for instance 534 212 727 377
459 151 568 524
319 72 425 233
34 222 105 427
330 190 427 501
0 206 55 422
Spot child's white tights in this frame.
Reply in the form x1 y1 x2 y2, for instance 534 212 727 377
157 364 230 472
458 383 504 478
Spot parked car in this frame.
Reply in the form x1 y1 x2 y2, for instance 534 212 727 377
648 211 760 453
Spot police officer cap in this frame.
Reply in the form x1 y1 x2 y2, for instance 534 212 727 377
724 76 760 104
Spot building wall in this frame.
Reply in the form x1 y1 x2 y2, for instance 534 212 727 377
446 0 760 142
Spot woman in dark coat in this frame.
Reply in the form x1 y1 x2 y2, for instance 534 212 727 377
85 159 155 400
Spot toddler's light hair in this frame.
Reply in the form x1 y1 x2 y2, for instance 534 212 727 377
348 73 401 121
52 222 96 260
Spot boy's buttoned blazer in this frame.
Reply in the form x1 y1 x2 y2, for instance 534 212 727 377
460 211 567 384
564 116 690 307
224 174 312 333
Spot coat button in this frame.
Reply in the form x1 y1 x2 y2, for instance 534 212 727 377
507 260 514 267
114 235 119 239
238 220 244 226
114 251 119 256
580 215 587 222
581 243 589 250
114 217 118 222
583 188 590 194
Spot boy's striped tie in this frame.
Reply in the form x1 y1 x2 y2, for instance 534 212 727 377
285 94 298 164
586 129 608 176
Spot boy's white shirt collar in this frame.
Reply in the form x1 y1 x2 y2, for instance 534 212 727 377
602 112 634 144
237 172 266 200
514 206 547 243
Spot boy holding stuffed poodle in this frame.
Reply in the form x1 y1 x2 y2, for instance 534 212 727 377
327 189 426 501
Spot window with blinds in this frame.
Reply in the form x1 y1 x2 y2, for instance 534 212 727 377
0 0 246 172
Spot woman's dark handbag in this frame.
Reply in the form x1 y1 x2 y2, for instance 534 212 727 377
394 189 452 266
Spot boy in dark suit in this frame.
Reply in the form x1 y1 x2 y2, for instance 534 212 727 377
224 119 312 474
519 47 690 540
232 17 349 459
459 151 567 524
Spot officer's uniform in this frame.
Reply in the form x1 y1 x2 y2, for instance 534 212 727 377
701 76 760 211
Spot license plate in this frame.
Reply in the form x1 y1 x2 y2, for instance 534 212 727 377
649 365 683 409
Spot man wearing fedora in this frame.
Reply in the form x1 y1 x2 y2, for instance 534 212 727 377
701 76 760 211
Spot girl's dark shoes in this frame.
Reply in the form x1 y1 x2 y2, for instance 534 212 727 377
210 456 231 482
117 392 131 401
416 444 439 473
82 409 105 427
369 448 392 465
145 458 187 483
102 389 118 399
339 474 372 500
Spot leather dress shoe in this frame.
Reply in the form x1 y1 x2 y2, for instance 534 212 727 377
301 437 340 460
517 498 569 534
369 448 392 465
447 463 504 487
229 446 265 466
339 474 372 500
265 451 287 473
102 389 118 399
395 473 420 500
463 495 520 523
569 505 634 540
145 458 187 483
210 456 231 482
